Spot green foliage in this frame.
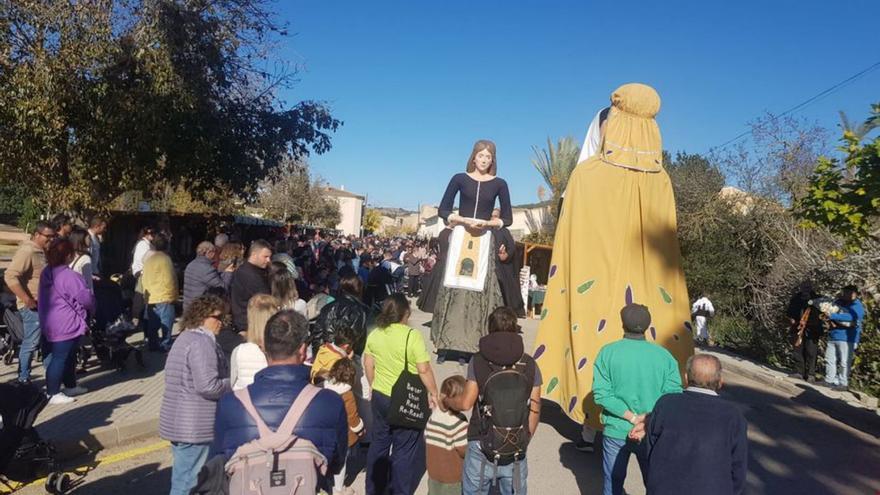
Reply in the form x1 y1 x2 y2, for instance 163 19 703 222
0 1 340 213
798 103 880 251
849 310 879 396
363 208 381 234
531 137 580 224
257 160 340 228
522 230 554 245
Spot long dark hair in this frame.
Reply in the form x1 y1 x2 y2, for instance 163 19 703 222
338 273 363 299
68 228 90 256
46 238 74 268
375 293 410 328
269 261 298 306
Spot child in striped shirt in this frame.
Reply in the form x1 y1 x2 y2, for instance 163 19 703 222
426 375 469 495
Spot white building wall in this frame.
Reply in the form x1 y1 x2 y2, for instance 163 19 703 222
335 196 364 236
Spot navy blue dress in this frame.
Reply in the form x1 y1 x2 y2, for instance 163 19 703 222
431 173 513 355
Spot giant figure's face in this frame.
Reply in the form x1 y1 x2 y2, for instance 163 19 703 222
474 149 493 174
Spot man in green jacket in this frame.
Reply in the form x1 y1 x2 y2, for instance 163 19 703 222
593 303 683 495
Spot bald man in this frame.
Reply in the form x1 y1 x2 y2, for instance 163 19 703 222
183 241 230 310
640 354 748 495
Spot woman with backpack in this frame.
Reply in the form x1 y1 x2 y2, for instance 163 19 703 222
363 294 440 495
444 307 542 495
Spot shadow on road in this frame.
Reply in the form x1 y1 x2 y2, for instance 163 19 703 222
36 394 142 449
69 462 169 495
540 401 605 493
724 379 880 495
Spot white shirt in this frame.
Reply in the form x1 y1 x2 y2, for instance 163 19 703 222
691 297 715 317
685 386 719 396
131 238 152 275
284 298 308 318
70 253 94 293
230 342 268 391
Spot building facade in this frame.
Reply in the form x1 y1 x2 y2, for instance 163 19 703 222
324 186 365 236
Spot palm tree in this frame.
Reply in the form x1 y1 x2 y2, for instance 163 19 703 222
531 136 581 221
839 110 879 141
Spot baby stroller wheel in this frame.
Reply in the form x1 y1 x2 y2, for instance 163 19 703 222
45 472 70 494
3 351 12 365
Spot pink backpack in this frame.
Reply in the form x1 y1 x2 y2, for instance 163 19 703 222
226 385 328 495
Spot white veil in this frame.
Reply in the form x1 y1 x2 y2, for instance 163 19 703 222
577 107 608 164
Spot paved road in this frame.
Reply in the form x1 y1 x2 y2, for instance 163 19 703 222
12 305 880 495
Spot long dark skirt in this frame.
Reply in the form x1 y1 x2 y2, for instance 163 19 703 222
417 228 451 314
431 238 504 354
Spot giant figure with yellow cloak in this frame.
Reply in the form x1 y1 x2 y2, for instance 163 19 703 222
533 83 694 430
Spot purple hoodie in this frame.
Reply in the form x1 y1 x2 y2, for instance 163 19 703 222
38 265 95 343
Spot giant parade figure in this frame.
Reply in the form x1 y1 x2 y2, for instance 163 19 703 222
533 83 694 431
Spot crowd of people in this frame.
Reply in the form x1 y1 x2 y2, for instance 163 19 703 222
0 214 732 495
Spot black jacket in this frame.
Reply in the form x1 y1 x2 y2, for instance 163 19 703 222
229 262 270 332
646 390 748 495
312 293 370 354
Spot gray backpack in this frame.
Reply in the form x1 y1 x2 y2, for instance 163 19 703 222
226 385 328 495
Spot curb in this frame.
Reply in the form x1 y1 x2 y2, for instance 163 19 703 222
53 417 159 461
698 349 802 396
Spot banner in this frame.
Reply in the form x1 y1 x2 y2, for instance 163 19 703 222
443 225 491 292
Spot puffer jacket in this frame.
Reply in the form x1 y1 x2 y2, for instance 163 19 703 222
212 365 348 481
312 293 370 354
183 255 227 311
159 329 230 444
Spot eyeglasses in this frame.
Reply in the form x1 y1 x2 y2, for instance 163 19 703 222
206 314 228 323
37 231 57 239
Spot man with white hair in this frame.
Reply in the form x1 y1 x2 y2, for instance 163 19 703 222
214 233 229 249
637 354 748 495
183 241 230 310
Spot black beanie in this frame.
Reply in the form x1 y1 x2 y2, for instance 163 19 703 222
620 303 651 333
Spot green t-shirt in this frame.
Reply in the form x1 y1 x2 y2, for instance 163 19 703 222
365 323 431 396
592 338 683 440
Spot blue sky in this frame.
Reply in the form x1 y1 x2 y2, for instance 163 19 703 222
276 0 879 209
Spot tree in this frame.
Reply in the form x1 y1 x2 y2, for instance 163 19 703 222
0 1 340 213
530 136 580 223
714 114 829 204
798 103 880 251
257 159 340 228
363 208 381 234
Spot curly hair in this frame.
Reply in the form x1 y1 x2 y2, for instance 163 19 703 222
180 295 229 331
328 358 356 387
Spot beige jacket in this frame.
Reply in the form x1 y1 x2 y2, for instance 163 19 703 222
4 240 45 309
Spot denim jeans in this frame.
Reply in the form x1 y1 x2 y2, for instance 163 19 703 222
463 441 528 495
170 442 210 495
602 435 648 495
825 340 853 386
146 302 175 350
18 308 42 382
366 392 426 495
43 337 79 396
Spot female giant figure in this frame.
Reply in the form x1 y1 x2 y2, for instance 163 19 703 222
431 140 512 361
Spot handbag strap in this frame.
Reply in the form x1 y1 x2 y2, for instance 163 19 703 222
402 329 412 374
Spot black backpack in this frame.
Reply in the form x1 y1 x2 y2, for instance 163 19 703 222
474 354 533 466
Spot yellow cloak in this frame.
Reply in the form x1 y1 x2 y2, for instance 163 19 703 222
533 83 694 426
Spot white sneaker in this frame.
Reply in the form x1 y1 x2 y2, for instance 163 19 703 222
63 385 88 397
48 393 76 405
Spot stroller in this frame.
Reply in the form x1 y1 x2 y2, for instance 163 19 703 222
0 382 69 494
1 293 24 367
78 281 143 372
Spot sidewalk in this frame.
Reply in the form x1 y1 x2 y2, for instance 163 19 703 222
699 346 879 410
0 334 166 460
